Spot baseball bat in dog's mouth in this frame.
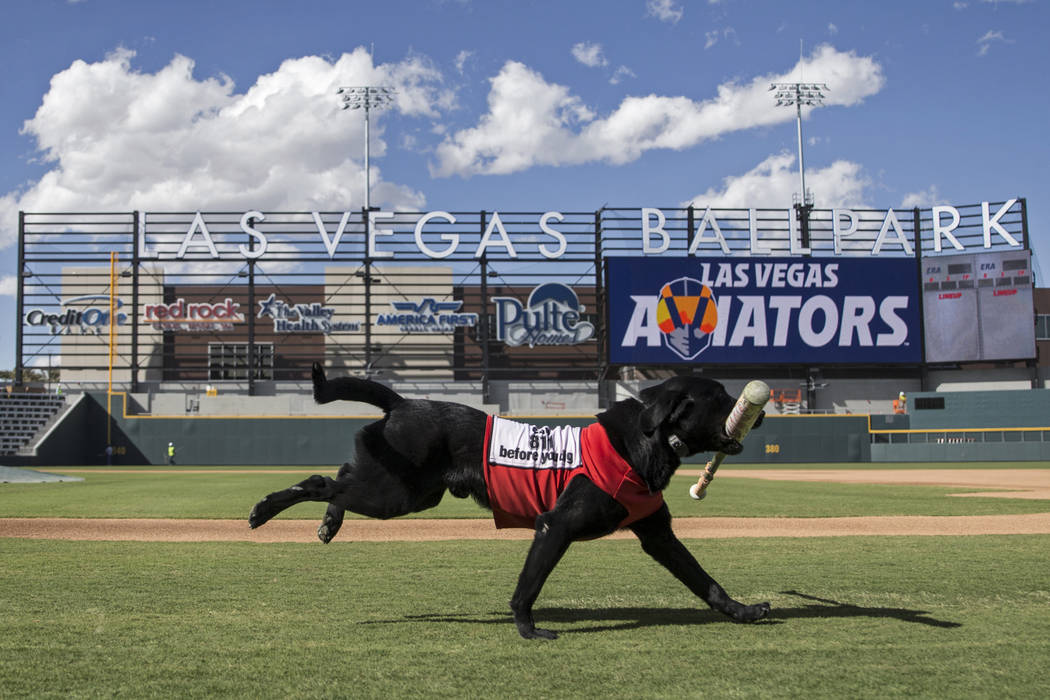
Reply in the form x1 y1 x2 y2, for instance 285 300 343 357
689 380 769 501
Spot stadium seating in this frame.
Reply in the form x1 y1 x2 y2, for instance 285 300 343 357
0 394 67 456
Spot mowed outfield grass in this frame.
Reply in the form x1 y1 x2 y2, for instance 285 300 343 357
2 462 1050 519
2 536 1049 698
2 463 1049 698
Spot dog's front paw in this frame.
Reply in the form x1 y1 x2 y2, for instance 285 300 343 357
513 609 559 640
731 601 771 623
248 497 275 529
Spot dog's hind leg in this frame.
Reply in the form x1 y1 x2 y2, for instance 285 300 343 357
317 503 345 543
314 482 443 543
630 504 770 623
248 474 339 529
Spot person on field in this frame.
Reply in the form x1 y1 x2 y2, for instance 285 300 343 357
167 441 176 465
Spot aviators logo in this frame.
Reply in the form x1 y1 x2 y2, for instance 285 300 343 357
654 277 719 360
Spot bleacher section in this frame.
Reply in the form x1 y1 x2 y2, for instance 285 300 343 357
0 394 67 455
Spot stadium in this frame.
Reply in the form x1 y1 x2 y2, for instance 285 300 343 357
4 218 1050 695
3 5 1050 691
3 199 1047 465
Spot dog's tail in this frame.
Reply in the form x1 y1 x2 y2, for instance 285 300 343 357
311 362 404 412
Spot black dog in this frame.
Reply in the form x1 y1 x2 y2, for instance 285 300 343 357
249 363 769 639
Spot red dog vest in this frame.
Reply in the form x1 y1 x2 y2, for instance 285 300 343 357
483 416 663 529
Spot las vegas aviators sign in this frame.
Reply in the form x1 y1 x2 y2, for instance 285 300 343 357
608 257 921 365
656 277 719 360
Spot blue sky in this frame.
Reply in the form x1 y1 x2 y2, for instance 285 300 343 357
1 0 1047 370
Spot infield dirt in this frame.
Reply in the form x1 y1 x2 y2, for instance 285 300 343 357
2 468 1048 542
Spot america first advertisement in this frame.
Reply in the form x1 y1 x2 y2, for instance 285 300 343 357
607 257 922 365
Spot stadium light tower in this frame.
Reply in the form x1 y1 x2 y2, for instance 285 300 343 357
337 86 396 211
769 81 829 208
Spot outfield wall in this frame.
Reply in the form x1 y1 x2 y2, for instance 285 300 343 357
906 389 1050 429
871 441 1050 462
868 389 1050 461
26 393 867 466
24 391 1050 466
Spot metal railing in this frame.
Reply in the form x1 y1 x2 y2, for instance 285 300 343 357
14 201 1031 394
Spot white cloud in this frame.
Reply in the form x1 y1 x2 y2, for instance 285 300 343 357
0 46 453 249
957 0 1034 8
0 274 16 296
571 42 607 68
454 49 475 74
609 65 636 85
704 27 738 50
432 44 884 177
827 23 839 35
646 0 683 24
901 185 948 209
977 29 1011 55
429 61 596 177
683 152 872 210
27 355 61 370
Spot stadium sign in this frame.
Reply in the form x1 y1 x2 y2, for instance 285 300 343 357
608 257 921 364
143 298 244 332
493 283 595 347
23 295 128 335
256 293 361 334
375 298 478 333
134 200 1024 262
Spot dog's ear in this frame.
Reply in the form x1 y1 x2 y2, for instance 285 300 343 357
639 391 694 435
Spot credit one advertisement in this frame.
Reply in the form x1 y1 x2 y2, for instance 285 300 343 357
608 257 921 365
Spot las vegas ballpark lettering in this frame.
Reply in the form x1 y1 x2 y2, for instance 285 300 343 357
134 200 1022 261
608 257 922 365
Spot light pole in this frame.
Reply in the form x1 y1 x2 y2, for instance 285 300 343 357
337 86 396 210
770 81 828 249
769 81 829 208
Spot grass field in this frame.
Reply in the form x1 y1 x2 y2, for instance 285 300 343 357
2 463 1049 698
3 463 1050 520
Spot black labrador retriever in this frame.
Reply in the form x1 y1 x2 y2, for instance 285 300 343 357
249 363 770 639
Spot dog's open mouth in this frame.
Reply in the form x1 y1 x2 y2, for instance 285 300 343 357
719 428 744 455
